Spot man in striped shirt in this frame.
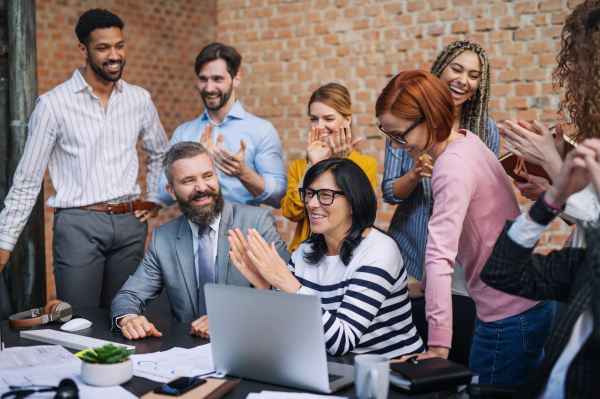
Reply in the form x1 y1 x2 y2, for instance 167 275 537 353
0 9 169 309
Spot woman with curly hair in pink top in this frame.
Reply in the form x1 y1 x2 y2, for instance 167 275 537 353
376 70 554 388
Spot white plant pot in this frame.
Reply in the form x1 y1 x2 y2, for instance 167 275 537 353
81 358 134 387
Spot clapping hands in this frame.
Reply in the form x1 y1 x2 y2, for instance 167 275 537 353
228 228 301 293
306 126 361 166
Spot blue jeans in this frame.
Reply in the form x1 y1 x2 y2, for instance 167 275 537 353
469 300 555 387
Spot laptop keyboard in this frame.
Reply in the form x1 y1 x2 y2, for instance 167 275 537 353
328 373 343 383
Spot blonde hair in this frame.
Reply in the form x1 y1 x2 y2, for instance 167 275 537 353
308 83 352 119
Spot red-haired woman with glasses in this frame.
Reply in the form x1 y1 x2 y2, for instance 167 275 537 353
376 70 554 388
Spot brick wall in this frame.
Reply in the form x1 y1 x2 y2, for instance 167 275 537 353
35 0 582 299
215 0 582 252
36 0 217 299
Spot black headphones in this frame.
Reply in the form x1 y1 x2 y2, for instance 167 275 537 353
1 378 79 399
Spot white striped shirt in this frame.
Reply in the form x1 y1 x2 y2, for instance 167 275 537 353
290 229 425 359
0 68 168 252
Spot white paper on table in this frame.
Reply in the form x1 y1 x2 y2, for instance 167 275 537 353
246 392 347 399
130 344 215 383
0 346 136 399
0 345 79 370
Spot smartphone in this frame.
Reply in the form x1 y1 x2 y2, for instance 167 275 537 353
154 376 207 396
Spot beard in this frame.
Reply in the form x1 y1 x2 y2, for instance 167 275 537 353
176 187 225 227
87 50 125 82
200 81 234 111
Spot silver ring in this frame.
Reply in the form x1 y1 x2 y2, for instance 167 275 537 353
571 149 575 157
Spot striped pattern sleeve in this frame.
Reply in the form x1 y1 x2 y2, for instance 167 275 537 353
486 117 501 157
0 70 170 251
0 97 58 251
382 138 415 204
139 95 169 205
291 259 400 356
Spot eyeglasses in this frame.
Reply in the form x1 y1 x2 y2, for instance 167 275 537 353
378 117 425 145
298 188 344 205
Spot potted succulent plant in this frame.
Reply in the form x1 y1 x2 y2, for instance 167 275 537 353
80 344 135 387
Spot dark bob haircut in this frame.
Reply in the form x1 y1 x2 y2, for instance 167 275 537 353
303 158 377 266
75 9 124 48
194 43 242 79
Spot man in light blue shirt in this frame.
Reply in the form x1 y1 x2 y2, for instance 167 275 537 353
159 43 286 208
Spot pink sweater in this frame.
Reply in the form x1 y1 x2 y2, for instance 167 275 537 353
420 131 539 348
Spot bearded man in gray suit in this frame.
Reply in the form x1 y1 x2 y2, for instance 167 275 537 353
110 141 289 340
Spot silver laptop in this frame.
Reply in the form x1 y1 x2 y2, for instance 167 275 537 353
205 284 355 393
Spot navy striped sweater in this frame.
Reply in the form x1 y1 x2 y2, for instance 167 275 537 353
290 229 425 358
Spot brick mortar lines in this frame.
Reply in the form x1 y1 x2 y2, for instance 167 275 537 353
36 0 581 298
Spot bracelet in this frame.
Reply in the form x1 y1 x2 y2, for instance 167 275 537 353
542 196 563 210
529 191 565 225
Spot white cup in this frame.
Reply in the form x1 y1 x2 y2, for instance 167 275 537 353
354 354 390 399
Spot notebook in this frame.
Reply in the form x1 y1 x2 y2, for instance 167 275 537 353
499 130 576 184
205 284 354 394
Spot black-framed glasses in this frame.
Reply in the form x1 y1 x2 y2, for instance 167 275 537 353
378 117 425 145
298 188 344 205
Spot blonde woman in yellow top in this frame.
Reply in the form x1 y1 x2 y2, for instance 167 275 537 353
281 83 377 253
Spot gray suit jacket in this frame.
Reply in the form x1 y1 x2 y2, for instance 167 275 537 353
110 199 289 325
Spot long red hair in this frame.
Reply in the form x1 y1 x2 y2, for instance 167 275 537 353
375 70 455 148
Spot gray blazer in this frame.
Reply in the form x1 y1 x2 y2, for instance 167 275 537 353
110 199 289 324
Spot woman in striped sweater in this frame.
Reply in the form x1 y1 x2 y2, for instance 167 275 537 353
228 158 425 358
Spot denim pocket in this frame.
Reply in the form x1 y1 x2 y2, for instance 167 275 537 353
519 299 555 353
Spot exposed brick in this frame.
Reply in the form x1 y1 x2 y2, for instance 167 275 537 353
529 41 552 53
502 42 525 55
418 11 437 23
507 97 529 109
34 0 575 301
515 28 537 41
385 3 404 14
451 21 470 33
500 16 522 29
515 83 539 95
430 0 449 10
539 53 558 66
500 69 523 82
475 18 495 31
540 0 562 12
407 1 426 12
535 14 548 26
551 11 570 25
428 24 446 36
515 1 538 14
517 109 540 121
490 30 512 43
526 68 549 81
513 55 535 67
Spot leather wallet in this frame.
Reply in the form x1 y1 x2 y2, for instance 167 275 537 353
390 357 472 394
141 377 239 399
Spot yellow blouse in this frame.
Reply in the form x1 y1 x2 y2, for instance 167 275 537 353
280 151 377 253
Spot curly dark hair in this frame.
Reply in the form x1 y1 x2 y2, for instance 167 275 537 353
75 9 124 48
554 0 600 141
430 40 492 148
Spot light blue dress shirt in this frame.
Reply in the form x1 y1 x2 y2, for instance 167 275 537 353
382 117 501 280
159 101 287 208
